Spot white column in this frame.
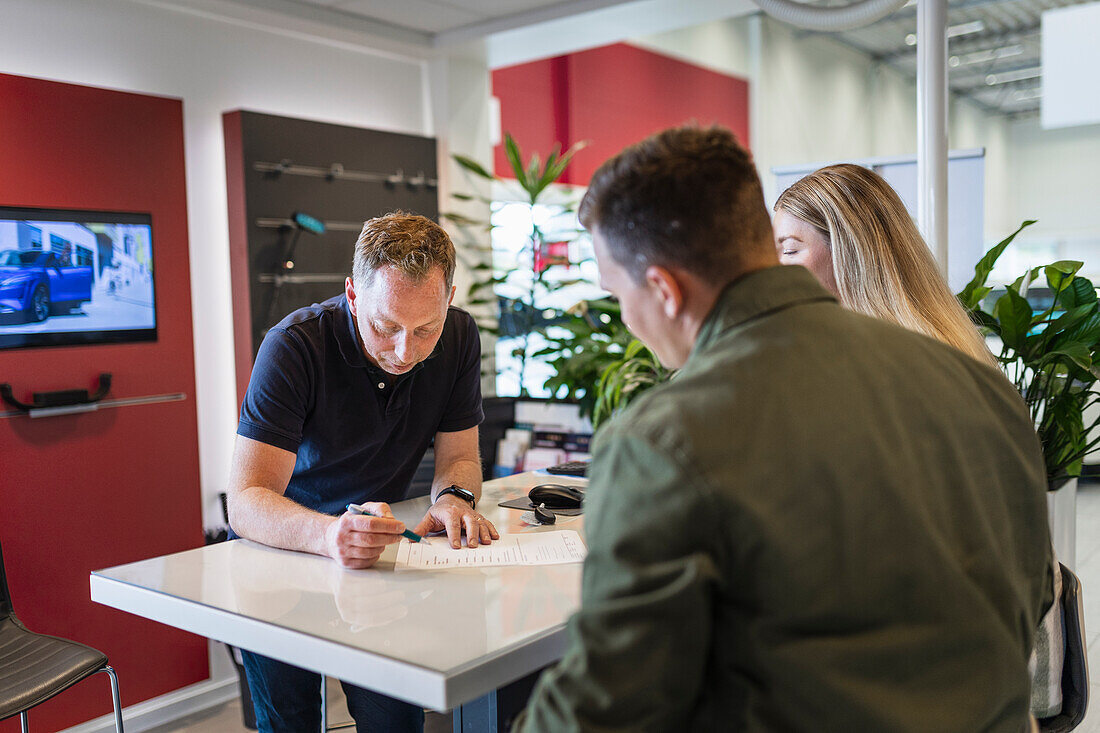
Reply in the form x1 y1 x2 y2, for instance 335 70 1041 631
426 42 496 394
917 0 949 274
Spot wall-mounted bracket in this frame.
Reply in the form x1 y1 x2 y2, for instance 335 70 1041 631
0 389 186 419
1 372 112 414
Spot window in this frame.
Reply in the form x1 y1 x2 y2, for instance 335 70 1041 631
49 234 72 264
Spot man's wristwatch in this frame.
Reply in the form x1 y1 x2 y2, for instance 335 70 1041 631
436 485 476 509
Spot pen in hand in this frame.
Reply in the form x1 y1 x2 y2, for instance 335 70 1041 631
345 503 423 543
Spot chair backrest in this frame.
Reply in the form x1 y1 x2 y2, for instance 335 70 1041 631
0 535 13 619
1043 563 1090 733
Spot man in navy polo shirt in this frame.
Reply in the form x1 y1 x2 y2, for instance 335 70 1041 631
226 212 497 732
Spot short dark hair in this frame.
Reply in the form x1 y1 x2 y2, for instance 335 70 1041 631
578 125 773 284
353 212 456 289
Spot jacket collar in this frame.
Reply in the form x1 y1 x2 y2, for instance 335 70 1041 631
692 265 837 358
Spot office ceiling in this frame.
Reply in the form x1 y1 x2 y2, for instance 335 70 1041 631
160 0 1085 118
823 0 1091 118
262 0 636 41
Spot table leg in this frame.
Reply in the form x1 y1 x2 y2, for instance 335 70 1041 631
452 669 544 732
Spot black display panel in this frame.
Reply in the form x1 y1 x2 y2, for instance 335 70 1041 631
0 206 157 349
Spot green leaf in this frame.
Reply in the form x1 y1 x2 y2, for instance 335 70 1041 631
1061 277 1098 309
547 140 588 186
1044 345 1093 372
524 153 542 200
534 145 561 195
1065 312 1100 347
1046 261 1084 292
968 307 1001 335
503 133 526 186
452 154 497 181
440 211 487 227
993 286 1034 351
958 220 1037 309
1040 307 1097 362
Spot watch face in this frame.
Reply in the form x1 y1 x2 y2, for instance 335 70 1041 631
443 486 475 505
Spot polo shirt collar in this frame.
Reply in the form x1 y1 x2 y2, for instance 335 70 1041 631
334 295 444 377
693 265 837 357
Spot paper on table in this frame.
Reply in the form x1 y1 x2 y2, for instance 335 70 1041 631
395 530 587 570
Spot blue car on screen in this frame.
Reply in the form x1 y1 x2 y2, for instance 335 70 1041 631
0 249 93 322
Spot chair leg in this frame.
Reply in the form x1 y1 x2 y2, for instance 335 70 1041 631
20 711 28 733
98 665 125 733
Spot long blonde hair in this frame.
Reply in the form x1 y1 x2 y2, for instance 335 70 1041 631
775 164 997 368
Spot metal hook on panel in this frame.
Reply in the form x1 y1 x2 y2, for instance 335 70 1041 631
326 163 344 182
266 158 292 178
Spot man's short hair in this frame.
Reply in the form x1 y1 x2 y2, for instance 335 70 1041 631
353 212 456 289
578 125 774 284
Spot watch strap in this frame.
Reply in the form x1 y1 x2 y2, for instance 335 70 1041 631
437 485 475 508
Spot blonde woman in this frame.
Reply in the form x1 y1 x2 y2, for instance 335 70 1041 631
773 163 998 368
774 163 1063 720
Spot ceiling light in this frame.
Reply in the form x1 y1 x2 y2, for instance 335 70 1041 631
948 20 986 38
954 44 1025 66
906 21 985 46
949 56 960 66
985 66 1042 85
1014 87 1042 101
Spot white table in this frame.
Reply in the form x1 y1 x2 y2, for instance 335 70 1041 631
90 472 587 728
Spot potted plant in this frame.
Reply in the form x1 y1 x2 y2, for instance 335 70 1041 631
591 337 672 429
448 137 679 424
446 134 587 397
958 220 1100 566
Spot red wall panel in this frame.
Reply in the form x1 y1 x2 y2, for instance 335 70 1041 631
492 43 751 186
223 111 254 407
0 73 207 731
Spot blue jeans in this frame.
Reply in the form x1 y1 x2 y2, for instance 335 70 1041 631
241 650 425 732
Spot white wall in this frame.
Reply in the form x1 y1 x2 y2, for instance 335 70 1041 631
0 0 431 530
995 117 1100 280
632 14 1013 246
1009 119 1100 240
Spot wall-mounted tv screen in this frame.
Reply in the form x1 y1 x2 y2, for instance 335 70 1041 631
0 206 156 349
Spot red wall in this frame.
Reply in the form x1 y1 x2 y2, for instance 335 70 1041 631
492 43 751 186
0 74 207 731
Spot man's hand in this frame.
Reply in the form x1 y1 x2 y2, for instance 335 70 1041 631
323 502 406 568
413 495 500 549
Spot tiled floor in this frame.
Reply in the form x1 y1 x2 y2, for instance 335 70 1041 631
151 484 1100 732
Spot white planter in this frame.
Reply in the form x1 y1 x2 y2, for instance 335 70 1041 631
1047 477 1078 570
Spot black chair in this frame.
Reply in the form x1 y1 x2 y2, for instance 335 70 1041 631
1039 563 1089 733
0 538 124 731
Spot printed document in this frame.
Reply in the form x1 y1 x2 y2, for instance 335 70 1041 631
395 530 586 570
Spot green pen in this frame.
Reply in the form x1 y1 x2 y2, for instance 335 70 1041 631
346 503 423 543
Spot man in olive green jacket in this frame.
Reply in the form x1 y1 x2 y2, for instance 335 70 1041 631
514 126 1052 732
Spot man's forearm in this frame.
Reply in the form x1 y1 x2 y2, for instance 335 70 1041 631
229 485 336 556
431 458 484 504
